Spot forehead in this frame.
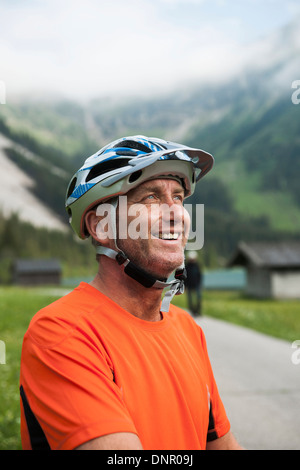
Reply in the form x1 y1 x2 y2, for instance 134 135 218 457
128 178 184 196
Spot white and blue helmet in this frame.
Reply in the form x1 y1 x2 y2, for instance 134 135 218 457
65 135 214 239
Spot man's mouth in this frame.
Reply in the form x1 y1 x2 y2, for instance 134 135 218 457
153 232 180 240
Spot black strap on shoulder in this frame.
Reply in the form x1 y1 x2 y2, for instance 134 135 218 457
20 385 51 450
206 400 218 442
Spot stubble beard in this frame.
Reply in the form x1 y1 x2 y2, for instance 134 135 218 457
117 237 185 281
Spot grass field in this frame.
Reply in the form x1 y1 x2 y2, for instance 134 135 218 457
0 285 299 450
0 287 65 450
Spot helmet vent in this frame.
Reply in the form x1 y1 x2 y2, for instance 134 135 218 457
67 177 77 198
86 158 129 182
128 170 142 183
149 140 167 150
113 140 152 153
116 149 138 156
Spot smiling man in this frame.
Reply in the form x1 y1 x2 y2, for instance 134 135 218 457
116 179 189 287
20 135 242 450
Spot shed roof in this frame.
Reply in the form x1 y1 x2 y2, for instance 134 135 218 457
14 258 61 274
228 241 300 268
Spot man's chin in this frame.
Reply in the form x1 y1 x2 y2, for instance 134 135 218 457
117 241 184 280
146 257 184 280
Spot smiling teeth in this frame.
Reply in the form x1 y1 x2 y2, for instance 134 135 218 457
159 233 179 240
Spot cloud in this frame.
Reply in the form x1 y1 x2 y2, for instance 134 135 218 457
0 0 298 100
157 0 207 4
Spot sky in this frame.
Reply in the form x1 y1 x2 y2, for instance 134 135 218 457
0 0 299 101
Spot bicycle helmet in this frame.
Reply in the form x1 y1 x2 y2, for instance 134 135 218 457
65 135 214 311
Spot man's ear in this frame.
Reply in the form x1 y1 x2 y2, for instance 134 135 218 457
85 208 114 247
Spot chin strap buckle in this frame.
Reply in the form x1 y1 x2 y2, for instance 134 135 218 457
115 251 128 265
173 267 186 296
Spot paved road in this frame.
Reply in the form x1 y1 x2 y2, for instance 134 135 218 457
196 316 300 450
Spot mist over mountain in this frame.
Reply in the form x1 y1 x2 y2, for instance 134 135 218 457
0 17 299 264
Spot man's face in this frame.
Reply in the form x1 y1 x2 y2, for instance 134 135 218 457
116 178 190 280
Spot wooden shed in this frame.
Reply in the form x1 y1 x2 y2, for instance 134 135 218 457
227 241 300 299
13 259 62 286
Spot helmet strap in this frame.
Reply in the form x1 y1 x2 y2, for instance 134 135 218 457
95 245 186 312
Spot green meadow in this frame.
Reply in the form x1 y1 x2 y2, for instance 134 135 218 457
0 286 299 450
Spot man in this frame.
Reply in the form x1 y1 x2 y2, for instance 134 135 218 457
20 135 242 450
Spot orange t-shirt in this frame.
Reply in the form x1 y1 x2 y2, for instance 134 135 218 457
20 282 230 450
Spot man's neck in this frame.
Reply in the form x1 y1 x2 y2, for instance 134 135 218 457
89 257 164 322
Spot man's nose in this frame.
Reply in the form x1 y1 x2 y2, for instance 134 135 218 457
160 201 185 226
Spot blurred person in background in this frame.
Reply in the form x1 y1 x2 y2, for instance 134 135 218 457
185 251 203 316
20 135 242 450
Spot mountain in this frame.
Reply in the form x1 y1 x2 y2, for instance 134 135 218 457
0 131 67 231
0 17 299 265
186 77 300 233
